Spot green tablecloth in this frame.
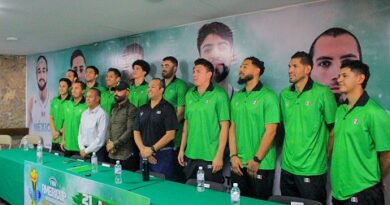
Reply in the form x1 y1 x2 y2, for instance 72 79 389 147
0 149 279 205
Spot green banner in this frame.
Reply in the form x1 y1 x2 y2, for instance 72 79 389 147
24 161 150 205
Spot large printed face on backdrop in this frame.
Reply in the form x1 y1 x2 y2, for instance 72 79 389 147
199 34 234 83
197 22 234 86
120 43 144 84
72 56 86 82
36 57 48 91
311 34 360 94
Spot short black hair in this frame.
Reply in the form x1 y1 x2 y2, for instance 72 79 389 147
86 65 99 75
67 69 78 79
70 49 85 67
245 56 265 76
291 51 313 68
340 60 370 89
194 58 214 78
197 22 233 54
151 77 165 89
309 27 362 61
163 56 178 67
73 80 86 90
59 78 72 88
36 56 48 71
89 87 101 97
107 67 121 78
132 59 150 76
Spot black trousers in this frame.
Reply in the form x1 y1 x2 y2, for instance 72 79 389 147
172 148 186 183
183 157 224 184
332 183 384 205
280 169 327 205
231 168 274 200
109 153 139 172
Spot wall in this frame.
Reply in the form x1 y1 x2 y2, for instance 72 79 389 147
0 55 26 128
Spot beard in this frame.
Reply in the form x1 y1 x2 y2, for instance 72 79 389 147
115 95 126 103
214 63 229 83
237 74 254 85
162 69 174 79
38 79 47 91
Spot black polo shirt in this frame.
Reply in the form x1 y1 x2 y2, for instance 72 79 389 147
134 99 178 148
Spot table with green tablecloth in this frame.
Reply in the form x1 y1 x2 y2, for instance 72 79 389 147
0 149 279 205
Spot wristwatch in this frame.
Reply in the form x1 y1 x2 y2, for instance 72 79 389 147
253 156 262 163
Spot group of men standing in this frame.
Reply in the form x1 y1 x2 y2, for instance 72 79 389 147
43 50 390 205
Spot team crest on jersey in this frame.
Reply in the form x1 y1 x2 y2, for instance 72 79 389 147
353 119 359 125
253 100 257 105
140 112 143 116
156 110 161 114
305 101 312 106
205 100 210 104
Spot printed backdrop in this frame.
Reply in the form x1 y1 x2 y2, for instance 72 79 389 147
26 0 389 148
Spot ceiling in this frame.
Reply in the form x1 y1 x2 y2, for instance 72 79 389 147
0 0 318 55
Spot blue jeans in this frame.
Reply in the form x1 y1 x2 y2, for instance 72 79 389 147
140 147 175 180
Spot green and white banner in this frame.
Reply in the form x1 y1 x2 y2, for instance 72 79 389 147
26 0 390 147
24 161 150 205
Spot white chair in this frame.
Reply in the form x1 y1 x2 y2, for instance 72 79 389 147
19 134 43 148
0 135 12 150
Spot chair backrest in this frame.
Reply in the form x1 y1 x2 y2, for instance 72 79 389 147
185 178 226 192
19 135 43 147
0 135 12 150
268 195 323 205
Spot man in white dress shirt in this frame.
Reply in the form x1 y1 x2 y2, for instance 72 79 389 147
78 88 109 161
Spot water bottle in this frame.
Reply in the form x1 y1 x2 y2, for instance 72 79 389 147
23 138 29 151
196 166 205 192
36 140 43 163
142 158 149 181
91 152 98 173
231 183 240 205
114 160 122 184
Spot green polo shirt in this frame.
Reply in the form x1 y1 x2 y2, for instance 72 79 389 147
84 82 106 97
100 89 116 116
231 82 280 170
63 97 88 151
280 79 337 175
163 76 188 147
184 83 230 161
128 80 148 108
49 94 71 144
331 92 390 200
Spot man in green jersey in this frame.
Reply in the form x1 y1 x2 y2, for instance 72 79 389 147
101 68 121 115
84 66 106 95
280 51 337 204
128 59 150 108
331 60 390 205
61 80 88 157
161 56 188 182
49 78 72 153
178 58 229 183
229 57 279 199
